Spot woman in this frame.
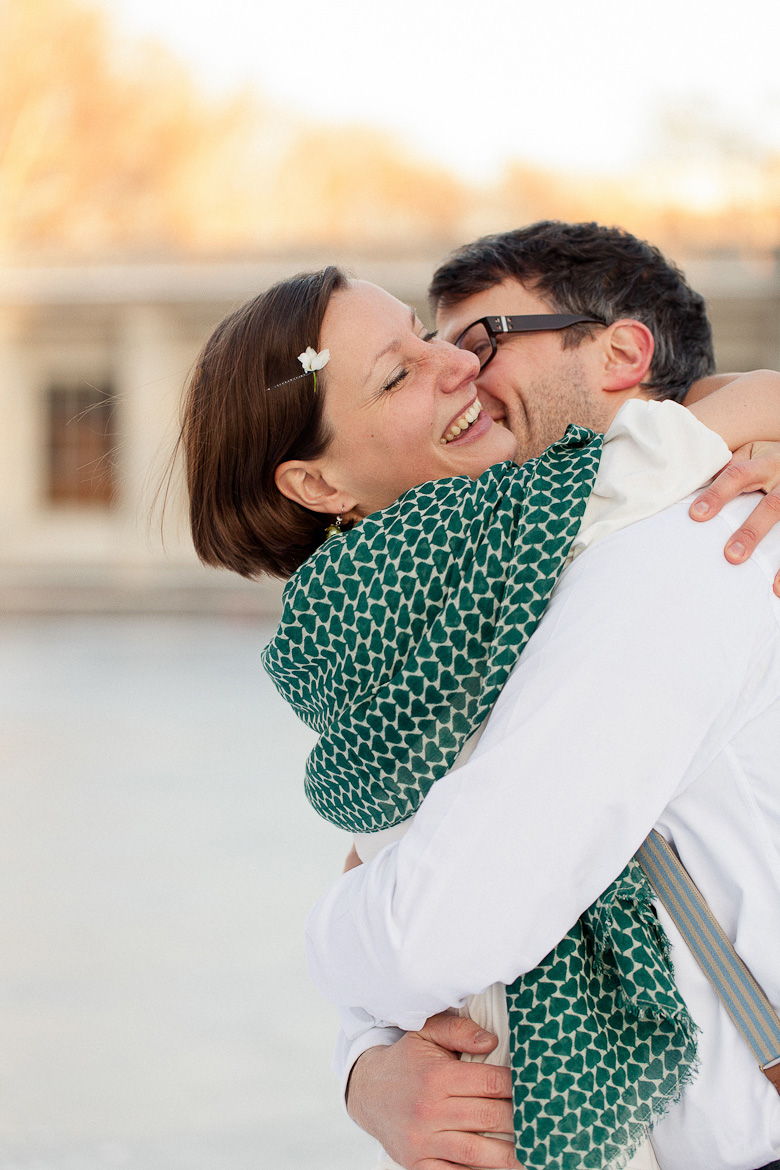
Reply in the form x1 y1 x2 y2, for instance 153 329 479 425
180 267 780 1170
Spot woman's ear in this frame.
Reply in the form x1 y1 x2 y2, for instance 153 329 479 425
274 460 355 517
601 319 655 393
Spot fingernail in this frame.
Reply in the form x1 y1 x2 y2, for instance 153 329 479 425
727 541 746 560
473 1029 492 1043
691 501 709 518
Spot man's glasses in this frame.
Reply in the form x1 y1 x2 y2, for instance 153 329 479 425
454 314 605 372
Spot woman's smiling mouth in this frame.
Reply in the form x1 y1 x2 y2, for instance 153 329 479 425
441 398 483 444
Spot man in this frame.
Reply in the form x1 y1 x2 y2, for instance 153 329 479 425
306 222 780 1170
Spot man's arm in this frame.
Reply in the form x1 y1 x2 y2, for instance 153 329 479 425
339 822 520 1168
305 498 774 1026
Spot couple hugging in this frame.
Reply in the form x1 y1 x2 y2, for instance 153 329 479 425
179 221 780 1170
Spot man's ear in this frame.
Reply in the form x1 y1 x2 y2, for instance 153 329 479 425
275 460 354 517
600 320 655 393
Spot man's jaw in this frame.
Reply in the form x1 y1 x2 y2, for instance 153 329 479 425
471 378 534 454
473 388 509 430
485 393 534 461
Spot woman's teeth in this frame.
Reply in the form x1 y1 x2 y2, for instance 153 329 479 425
441 399 482 444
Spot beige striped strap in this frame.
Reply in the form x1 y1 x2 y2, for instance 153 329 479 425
635 830 780 1092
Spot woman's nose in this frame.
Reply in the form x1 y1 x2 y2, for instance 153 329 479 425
437 341 480 392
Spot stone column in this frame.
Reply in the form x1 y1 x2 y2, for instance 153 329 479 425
113 303 192 565
0 306 42 552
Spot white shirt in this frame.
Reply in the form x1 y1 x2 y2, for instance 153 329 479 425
331 399 733 1115
306 490 780 1170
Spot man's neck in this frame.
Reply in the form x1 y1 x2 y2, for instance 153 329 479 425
602 385 654 429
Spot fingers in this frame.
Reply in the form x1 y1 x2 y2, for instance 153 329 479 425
417 1011 499 1056
445 1093 515 1135
417 1161 510 1170
420 1132 522 1169
690 456 763 523
721 490 780 562
402 1071 520 1170
691 441 780 527
442 1060 514 1100
689 447 780 577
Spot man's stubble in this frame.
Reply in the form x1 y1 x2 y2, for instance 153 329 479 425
505 356 616 462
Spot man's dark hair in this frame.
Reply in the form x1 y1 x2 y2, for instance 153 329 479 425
429 221 715 402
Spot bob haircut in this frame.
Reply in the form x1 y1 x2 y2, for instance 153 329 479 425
180 265 348 580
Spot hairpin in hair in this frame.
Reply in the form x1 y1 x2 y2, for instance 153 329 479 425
266 347 331 393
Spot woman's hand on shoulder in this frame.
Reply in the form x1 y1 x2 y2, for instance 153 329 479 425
690 441 780 596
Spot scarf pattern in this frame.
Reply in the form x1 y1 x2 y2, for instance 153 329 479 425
263 426 697 1169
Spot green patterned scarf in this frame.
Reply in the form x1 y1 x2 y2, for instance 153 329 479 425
263 426 697 1170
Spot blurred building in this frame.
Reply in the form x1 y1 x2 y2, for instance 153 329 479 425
0 258 433 613
1 255 779 614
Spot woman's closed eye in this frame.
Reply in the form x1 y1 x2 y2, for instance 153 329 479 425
378 330 438 395
380 367 409 394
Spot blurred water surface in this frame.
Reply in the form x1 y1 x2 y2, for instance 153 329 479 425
0 616 378 1170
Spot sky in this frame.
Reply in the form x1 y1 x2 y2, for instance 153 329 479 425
103 0 780 182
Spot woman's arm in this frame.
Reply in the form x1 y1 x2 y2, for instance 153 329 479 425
685 370 780 448
684 372 743 406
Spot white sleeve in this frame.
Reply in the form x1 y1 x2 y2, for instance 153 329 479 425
570 398 730 559
334 1010 404 1112
305 501 773 1031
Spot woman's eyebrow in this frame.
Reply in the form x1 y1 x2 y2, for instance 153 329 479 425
366 307 416 376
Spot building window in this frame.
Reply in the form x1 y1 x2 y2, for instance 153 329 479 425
47 383 116 506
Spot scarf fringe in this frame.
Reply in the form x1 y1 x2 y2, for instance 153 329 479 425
600 1050 701 1170
512 872 699 1170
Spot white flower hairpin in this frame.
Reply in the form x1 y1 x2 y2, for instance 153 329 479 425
266 347 331 393
298 347 330 392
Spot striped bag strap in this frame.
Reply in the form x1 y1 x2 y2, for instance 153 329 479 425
635 830 780 1094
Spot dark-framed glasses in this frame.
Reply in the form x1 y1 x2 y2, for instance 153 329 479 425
455 314 605 371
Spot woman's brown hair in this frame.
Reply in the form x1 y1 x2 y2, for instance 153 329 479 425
180 265 348 580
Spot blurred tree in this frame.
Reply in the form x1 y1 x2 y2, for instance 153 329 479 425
498 99 780 257
639 98 780 252
0 0 473 257
267 124 471 252
2 0 779 258
0 0 280 255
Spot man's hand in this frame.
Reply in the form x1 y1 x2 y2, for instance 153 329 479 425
690 441 780 596
346 1012 521 1170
